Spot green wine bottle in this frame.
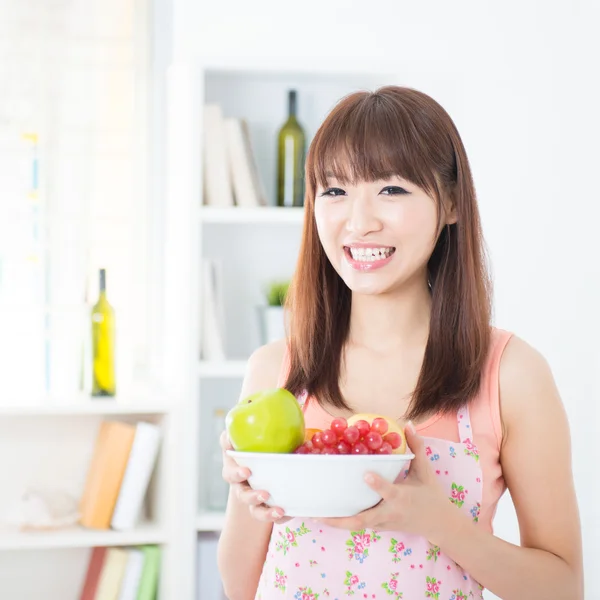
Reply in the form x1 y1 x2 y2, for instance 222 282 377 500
277 89 306 207
91 268 116 397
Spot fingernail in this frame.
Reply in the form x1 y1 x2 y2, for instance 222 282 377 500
257 493 268 503
364 473 375 484
272 510 283 519
238 469 248 479
407 420 416 434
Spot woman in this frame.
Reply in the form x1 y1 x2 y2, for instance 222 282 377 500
217 86 583 599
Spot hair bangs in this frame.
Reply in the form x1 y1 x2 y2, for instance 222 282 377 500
308 92 439 197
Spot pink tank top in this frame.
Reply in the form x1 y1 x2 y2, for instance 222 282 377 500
255 327 512 599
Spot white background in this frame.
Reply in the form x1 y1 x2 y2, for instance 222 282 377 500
169 0 600 597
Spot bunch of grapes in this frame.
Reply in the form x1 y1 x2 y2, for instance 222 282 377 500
294 417 403 455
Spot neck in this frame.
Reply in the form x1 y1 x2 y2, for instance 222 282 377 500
348 276 431 353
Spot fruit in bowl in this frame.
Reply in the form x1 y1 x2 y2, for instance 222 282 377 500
225 391 414 517
225 388 305 453
295 414 407 456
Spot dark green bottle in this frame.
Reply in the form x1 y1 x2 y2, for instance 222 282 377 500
276 90 306 207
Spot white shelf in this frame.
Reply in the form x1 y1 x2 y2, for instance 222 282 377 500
0 401 172 417
197 511 225 532
0 523 167 550
198 360 247 378
198 206 304 224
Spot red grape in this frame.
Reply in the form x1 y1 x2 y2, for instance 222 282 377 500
371 417 389 435
365 431 383 451
331 417 348 437
354 420 371 438
321 429 337 446
378 441 393 454
336 440 351 454
383 432 401 449
312 431 325 449
295 444 310 454
351 441 369 455
321 446 338 455
342 426 360 445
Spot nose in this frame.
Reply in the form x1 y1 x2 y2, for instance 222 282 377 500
345 196 383 236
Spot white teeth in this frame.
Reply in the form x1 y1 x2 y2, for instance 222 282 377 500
348 247 393 262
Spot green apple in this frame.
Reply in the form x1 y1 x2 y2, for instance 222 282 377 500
225 388 305 453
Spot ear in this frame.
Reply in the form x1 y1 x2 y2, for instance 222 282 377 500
441 192 458 226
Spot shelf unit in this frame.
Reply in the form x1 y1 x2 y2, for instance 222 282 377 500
196 511 226 532
162 57 403 599
0 398 172 417
0 523 167 551
198 205 304 224
198 360 247 378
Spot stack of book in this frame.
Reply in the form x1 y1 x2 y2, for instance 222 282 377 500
203 103 267 208
79 545 160 600
79 420 161 531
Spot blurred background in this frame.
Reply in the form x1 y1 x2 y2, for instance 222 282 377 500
0 0 598 598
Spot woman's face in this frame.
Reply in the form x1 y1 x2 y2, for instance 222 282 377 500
314 175 452 296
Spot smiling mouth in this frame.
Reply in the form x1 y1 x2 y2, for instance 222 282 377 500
343 246 396 262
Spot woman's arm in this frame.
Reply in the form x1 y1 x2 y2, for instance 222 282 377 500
433 336 584 599
217 340 287 600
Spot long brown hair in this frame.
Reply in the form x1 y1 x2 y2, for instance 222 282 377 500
284 86 492 421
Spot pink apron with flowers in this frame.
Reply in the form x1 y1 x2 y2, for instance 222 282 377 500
255 402 484 600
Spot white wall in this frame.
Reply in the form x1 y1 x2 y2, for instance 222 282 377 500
171 0 600 597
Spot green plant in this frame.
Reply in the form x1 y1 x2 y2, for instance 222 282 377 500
265 279 290 306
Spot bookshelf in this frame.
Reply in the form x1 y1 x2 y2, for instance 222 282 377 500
196 511 226 532
198 205 304 224
162 57 403 598
0 523 167 551
198 360 247 378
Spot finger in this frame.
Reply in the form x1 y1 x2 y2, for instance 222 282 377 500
220 430 233 451
363 471 399 501
223 462 251 484
403 421 429 476
249 503 286 522
236 484 270 507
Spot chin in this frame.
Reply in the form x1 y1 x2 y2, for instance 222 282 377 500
342 275 395 297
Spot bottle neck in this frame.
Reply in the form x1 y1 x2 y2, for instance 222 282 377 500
288 91 297 119
99 270 106 295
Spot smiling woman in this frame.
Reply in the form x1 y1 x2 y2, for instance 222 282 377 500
217 86 583 600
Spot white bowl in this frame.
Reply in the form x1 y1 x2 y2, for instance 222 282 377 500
227 450 415 518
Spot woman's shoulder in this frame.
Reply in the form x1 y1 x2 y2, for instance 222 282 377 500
244 338 288 390
496 330 563 442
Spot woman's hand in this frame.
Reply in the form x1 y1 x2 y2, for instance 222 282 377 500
319 424 459 542
220 430 291 524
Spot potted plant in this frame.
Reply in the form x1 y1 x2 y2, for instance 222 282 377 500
257 279 290 344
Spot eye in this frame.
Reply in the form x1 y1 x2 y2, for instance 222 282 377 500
319 187 347 197
380 186 409 196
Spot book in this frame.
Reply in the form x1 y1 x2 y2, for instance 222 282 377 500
223 118 266 207
200 259 226 361
79 546 107 600
111 422 161 531
117 548 145 600
95 547 129 600
203 104 234 207
79 421 136 529
136 545 161 600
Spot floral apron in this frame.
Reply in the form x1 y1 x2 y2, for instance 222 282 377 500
255 404 484 600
